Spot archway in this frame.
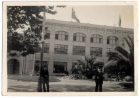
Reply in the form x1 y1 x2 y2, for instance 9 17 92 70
8 59 20 74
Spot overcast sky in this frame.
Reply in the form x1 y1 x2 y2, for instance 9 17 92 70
45 5 134 28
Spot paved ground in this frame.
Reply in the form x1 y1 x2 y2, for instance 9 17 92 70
8 77 134 92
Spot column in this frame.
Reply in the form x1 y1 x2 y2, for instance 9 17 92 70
85 31 91 57
48 61 54 75
48 25 55 75
68 26 74 73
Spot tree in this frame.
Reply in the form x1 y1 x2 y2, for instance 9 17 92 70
7 6 53 75
77 56 104 79
7 6 66 92
7 6 57 53
7 6 59 72
106 36 134 81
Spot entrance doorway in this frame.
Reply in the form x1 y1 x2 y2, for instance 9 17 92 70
8 59 20 74
53 62 67 73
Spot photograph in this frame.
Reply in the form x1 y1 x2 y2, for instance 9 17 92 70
2 1 137 95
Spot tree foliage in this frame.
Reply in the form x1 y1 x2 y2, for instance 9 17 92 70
73 56 104 79
106 36 134 79
7 6 57 55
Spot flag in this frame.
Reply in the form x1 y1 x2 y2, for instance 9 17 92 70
119 15 121 27
71 8 80 23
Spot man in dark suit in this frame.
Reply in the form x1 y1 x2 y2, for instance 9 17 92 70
95 67 104 92
40 65 49 92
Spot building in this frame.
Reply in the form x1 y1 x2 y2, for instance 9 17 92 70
7 19 134 75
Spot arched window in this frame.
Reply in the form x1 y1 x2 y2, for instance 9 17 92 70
55 31 68 41
90 34 103 43
73 32 86 42
44 27 50 40
107 36 118 45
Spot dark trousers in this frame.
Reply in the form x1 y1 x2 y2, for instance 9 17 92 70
95 81 102 92
42 77 49 92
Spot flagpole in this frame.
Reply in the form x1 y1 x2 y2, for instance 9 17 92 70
71 7 73 22
119 15 121 27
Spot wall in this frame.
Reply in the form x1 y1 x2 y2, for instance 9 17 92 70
8 20 134 75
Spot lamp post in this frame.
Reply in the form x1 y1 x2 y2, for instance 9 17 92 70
37 10 47 92
37 6 59 92
40 11 45 73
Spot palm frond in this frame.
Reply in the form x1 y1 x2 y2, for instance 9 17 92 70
124 36 134 54
115 46 129 59
124 36 134 67
128 35 134 47
107 51 120 61
107 51 129 65
106 36 134 78
104 60 118 69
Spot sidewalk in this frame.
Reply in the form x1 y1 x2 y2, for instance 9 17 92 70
8 77 134 92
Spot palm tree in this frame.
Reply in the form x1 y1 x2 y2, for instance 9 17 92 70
77 56 96 70
77 56 104 79
105 36 134 81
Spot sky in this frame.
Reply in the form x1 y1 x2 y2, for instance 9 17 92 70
45 5 134 28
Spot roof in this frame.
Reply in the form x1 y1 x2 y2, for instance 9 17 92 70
45 19 133 32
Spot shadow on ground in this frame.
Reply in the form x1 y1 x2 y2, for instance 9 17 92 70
118 82 134 91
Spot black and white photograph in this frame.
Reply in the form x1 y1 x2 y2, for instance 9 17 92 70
2 1 137 95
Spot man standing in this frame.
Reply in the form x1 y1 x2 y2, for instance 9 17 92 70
95 67 104 92
40 65 49 92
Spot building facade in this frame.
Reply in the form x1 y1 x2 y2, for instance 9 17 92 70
8 19 134 75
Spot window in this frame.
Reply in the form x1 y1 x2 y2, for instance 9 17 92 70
55 31 68 41
91 34 103 43
53 62 67 73
44 27 50 39
90 47 102 57
73 46 85 55
43 43 49 53
73 33 86 42
36 43 49 53
44 33 50 39
107 36 118 45
54 44 68 54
